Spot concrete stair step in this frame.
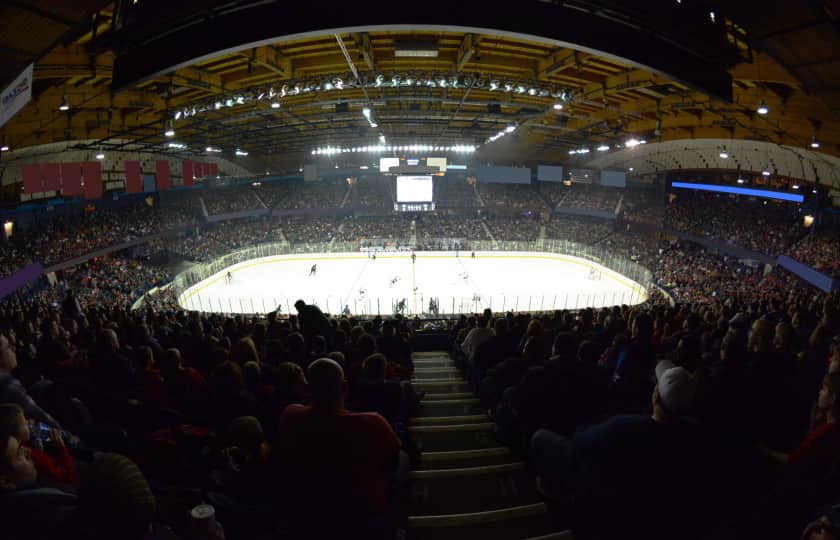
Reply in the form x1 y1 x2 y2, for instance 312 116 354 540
417 447 512 470
413 381 471 394
409 422 497 452
408 463 543 516
419 398 482 417
407 503 555 540
413 371 462 381
422 392 474 400
410 414 489 425
414 367 458 373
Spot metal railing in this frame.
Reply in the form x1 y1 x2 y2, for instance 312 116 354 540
170 237 653 316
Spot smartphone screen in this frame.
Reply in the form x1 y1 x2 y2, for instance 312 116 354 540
38 423 52 441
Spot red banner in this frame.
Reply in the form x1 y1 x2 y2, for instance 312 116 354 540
195 162 204 179
156 160 170 191
22 164 42 194
42 163 61 191
82 161 103 200
125 160 142 193
182 160 193 187
61 163 82 196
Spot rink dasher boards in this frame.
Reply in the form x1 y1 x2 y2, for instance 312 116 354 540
177 251 648 315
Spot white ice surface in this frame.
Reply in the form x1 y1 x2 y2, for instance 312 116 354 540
178 251 647 315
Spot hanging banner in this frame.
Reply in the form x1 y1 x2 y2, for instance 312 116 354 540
0 63 33 129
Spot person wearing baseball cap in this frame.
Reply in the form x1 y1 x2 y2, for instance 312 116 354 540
532 363 704 539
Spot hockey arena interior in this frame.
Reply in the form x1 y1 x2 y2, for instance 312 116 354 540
1 2 840 540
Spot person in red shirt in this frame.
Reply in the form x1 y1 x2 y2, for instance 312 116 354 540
0 403 77 485
273 357 405 539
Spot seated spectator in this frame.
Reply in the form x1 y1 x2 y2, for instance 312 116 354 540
76 453 184 540
0 429 77 539
0 333 62 428
0 404 77 486
350 353 403 423
158 348 209 415
272 358 405 538
532 366 706 539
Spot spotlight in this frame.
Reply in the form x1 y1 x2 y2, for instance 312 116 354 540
792 184 800 190
174 111 182 120
379 135 386 144
164 121 175 138
59 95 69 111
597 145 610 152
489 80 499 91
504 82 513 92
370 122 378 128
391 75 400 87
756 101 769 115
375 74 384 87
810 136 820 149
95 152 105 160
235 149 248 156
628 167 634 172
333 78 344 90
271 101 280 109
0 145 8 152
719 151 728 159
737 177 745 184
625 138 641 148
505 125 516 133
762 170 771 176
553 103 564 110
362 107 371 119
516 85 526 94
527 88 537 96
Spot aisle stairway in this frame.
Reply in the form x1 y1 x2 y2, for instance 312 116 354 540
406 352 571 540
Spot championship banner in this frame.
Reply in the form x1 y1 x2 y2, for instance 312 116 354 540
0 63 33 129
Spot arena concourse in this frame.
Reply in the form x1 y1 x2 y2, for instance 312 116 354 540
0 3 840 540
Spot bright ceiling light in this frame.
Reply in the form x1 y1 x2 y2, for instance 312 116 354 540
379 135 386 144
762 170 771 176
737 177 745 184
271 101 280 109
625 138 641 148
792 184 800 190
362 107 371 118
505 125 516 133
375 75 384 87
95 152 105 160
235 149 248 156
810 136 820 148
597 145 610 152
370 122 378 128
0 145 8 152
553 103 564 110
167 142 186 149
628 167 634 171
756 101 769 115
719 151 728 159
489 80 499 91
59 95 69 111
164 121 175 137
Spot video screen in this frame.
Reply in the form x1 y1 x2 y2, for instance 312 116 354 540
379 157 400 173
396 175 433 202
426 157 447 174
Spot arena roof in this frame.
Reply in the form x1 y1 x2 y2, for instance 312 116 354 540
0 1 838 187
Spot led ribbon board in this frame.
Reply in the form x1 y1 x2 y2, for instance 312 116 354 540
671 182 804 203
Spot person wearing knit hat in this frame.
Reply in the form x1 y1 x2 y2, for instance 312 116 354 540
79 453 157 540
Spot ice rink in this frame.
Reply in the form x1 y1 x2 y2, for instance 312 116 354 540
177 251 648 316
